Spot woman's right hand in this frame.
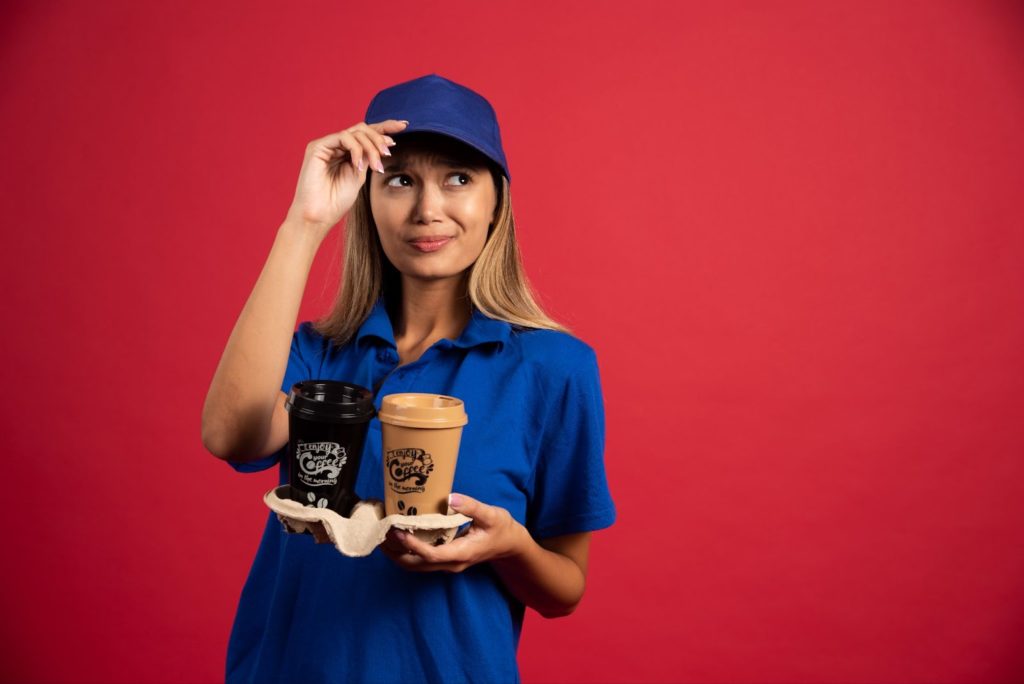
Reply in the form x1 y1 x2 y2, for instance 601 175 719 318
284 119 410 239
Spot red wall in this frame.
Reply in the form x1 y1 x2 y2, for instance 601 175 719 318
2 1 1023 682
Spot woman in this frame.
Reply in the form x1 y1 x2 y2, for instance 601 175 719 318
202 73 616 684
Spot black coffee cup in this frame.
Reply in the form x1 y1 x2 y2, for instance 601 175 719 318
284 380 375 517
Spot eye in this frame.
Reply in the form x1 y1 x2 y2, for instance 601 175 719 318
383 172 472 188
447 172 472 186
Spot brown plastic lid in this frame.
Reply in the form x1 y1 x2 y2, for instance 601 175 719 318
378 393 468 429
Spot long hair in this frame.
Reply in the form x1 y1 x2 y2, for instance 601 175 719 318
311 144 571 347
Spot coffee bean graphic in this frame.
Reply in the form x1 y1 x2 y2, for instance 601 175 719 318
304 491 327 509
407 507 417 515
397 500 405 511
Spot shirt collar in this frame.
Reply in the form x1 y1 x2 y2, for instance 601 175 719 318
355 296 510 351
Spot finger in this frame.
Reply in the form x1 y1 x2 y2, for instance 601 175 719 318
396 530 469 564
380 530 412 552
447 493 495 526
379 543 412 563
351 129 384 174
394 556 438 572
352 122 396 158
380 529 410 555
379 540 405 556
311 522 331 544
379 539 436 572
381 550 427 572
380 536 471 573
357 125 395 160
397 554 470 573
313 130 352 158
367 119 410 135
387 549 465 573
392 529 431 558
320 129 363 172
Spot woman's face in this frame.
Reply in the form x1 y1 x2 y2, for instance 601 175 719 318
369 136 498 283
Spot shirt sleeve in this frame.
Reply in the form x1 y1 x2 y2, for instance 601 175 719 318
526 345 617 539
224 322 318 474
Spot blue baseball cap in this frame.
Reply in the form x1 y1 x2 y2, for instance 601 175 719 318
364 73 511 184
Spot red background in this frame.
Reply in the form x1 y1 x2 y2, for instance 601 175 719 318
2 1 1023 682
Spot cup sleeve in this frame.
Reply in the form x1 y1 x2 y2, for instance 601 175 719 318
526 347 617 539
224 323 316 474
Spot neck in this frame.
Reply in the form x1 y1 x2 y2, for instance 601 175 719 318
392 273 472 347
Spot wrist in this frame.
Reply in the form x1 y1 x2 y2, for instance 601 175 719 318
277 217 328 256
497 520 533 562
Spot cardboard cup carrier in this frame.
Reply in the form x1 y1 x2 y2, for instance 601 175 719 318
265 384 471 556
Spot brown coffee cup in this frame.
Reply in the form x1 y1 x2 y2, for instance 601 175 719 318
378 393 468 520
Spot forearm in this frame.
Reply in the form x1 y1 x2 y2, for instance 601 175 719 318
490 525 585 619
201 219 323 459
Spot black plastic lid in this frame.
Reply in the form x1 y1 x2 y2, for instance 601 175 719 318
284 380 376 424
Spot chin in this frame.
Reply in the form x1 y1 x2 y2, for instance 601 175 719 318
397 261 469 281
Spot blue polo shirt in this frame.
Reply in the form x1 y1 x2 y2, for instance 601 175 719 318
224 297 616 684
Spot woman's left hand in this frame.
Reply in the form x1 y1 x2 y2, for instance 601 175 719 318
379 493 527 573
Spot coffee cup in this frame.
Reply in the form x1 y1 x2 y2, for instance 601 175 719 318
284 380 375 518
378 393 468 518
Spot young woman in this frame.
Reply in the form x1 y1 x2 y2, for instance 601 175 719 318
202 74 616 684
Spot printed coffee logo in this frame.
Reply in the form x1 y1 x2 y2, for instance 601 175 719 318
385 448 434 494
297 441 347 487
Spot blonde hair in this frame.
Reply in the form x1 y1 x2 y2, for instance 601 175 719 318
311 158 571 347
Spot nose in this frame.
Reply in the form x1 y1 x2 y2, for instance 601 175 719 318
413 182 445 224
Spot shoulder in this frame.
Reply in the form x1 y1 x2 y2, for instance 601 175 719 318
293 321 328 349
507 327 600 386
296 321 324 341
291 321 343 363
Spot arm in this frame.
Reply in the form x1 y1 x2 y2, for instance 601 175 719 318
380 494 593 619
201 120 407 462
200 219 323 461
492 528 591 618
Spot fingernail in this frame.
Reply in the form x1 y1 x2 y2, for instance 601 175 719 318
375 160 385 173
358 158 364 171
449 494 463 508
394 530 406 540
399 120 410 124
381 146 392 157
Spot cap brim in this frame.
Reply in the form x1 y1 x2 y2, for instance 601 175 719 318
392 123 508 180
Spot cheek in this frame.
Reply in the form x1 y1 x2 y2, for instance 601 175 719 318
458 194 496 234
370 203 405 242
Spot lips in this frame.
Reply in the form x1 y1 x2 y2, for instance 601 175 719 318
408 236 453 253
409 235 453 243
